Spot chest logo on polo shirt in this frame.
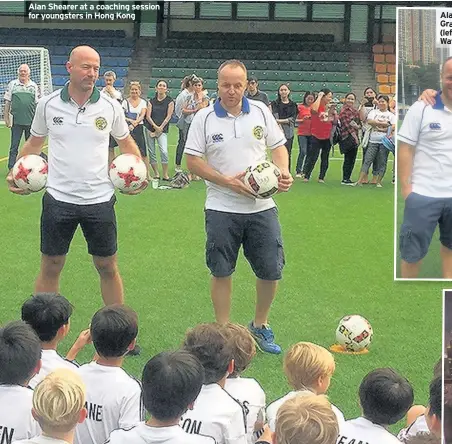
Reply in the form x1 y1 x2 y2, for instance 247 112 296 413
253 125 264 140
95 117 108 131
212 133 224 143
429 122 441 130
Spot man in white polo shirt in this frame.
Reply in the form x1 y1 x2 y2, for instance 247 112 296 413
398 57 452 278
6 46 145 309
185 59 293 354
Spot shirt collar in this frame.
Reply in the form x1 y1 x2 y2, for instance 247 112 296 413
433 90 445 110
214 97 250 117
60 82 100 104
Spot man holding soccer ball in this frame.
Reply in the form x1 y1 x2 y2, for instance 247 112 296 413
6 46 145 310
185 59 293 354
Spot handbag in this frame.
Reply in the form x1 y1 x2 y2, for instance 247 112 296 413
124 100 138 120
361 127 371 149
381 127 395 154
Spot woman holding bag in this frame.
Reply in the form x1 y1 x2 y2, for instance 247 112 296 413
338 92 361 185
122 81 150 179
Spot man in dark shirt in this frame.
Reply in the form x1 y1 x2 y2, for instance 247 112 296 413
245 76 270 108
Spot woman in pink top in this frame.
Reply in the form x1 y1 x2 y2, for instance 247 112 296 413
295 91 315 177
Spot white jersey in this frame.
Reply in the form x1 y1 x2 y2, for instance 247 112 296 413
185 97 286 214
102 87 123 102
180 383 247 444
0 385 40 442
266 390 345 432
14 435 69 444
398 96 452 198
28 349 79 389
397 415 429 441
224 377 266 444
75 362 144 444
107 423 216 444
31 84 129 205
338 417 402 444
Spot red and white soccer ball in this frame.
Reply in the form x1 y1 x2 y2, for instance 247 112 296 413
335 315 373 352
12 154 48 192
244 161 281 199
109 154 147 193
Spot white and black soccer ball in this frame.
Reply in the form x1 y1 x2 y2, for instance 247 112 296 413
336 315 373 352
12 154 48 192
109 154 147 192
244 161 281 198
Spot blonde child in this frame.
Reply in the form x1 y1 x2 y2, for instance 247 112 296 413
266 342 344 431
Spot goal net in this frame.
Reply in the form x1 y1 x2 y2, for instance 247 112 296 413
0 47 53 122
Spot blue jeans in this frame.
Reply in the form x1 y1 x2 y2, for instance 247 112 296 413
296 135 311 174
8 124 31 170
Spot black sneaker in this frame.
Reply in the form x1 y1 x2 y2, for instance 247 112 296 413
127 344 141 356
341 179 354 186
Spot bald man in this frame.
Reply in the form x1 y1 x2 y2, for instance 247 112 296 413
4 63 39 172
7 46 145 314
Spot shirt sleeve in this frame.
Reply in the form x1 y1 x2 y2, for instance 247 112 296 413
398 101 426 146
30 96 49 137
4 81 13 102
118 383 145 428
111 100 130 140
184 110 207 157
263 105 287 149
224 406 248 444
367 109 376 121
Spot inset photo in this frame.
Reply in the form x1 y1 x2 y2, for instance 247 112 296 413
396 7 452 280
445 290 452 443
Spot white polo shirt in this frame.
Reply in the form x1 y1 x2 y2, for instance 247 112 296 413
337 417 401 444
224 377 266 444
31 84 129 205
180 383 247 444
398 93 452 198
28 349 79 389
106 423 216 444
75 362 144 444
185 98 286 214
0 385 40 441
266 390 345 432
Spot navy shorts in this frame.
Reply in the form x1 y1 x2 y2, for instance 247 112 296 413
399 192 452 263
41 192 118 257
205 207 285 280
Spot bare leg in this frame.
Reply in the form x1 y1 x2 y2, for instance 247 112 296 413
143 156 151 180
35 254 66 293
441 245 452 279
162 163 169 179
211 276 232 324
254 279 278 326
400 259 422 279
150 162 159 178
92 254 124 305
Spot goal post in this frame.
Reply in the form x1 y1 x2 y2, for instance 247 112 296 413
0 47 53 123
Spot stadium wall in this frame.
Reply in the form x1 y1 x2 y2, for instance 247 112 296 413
169 19 344 42
0 16 134 36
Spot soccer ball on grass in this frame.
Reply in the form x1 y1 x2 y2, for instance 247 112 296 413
334 315 373 353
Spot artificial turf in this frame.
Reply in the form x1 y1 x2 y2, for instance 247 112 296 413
0 124 442 432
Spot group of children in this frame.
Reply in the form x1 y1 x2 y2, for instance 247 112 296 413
0 293 442 444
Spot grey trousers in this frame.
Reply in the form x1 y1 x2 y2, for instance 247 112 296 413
361 142 388 177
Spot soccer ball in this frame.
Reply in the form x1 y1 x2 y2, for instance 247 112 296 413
12 154 48 192
244 161 281 198
109 154 147 192
335 315 373 352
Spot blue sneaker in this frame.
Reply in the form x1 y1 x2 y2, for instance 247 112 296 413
248 321 282 354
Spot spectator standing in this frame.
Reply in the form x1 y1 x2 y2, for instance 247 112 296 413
271 84 298 173
295 91 314 178
4 63 39 172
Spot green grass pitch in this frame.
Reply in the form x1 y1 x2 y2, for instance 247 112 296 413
0 124 442 432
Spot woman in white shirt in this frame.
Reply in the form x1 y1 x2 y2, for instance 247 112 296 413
354 95 396 187
122 81 150 179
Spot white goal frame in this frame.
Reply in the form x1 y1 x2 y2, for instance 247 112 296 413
0 47 53 124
